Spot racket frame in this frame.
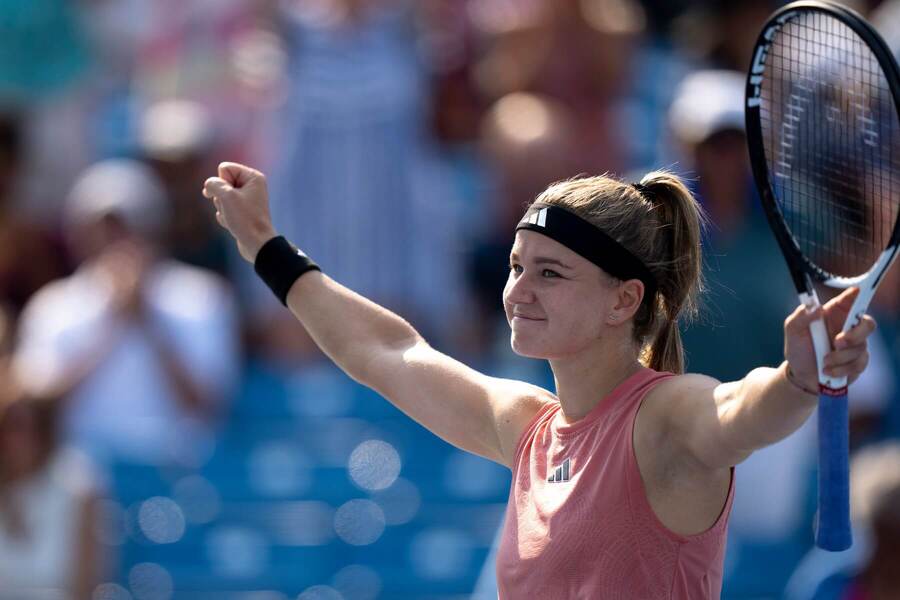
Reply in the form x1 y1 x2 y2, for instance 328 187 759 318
745 0 900 551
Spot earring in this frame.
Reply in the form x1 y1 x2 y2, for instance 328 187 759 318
609 314 619 321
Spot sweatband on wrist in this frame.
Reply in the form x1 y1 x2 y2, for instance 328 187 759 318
254 236 321 306
516 203 658 299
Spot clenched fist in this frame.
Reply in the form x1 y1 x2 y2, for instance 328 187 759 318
202 162 277 262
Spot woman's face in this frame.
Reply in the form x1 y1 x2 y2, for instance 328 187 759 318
503 230 617 359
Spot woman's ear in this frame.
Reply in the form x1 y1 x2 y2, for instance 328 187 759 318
607 279 644 324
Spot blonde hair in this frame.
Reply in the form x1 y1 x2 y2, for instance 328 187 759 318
532 171 708 373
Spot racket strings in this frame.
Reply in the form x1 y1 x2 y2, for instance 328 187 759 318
759 11 900 279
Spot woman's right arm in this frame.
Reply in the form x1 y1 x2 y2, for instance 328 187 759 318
203 163 552 466
287 270 550 464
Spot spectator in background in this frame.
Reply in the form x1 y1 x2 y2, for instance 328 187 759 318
256 0 469 355
872 0 900 61
0 111 68 317
786 442 900 600
0 366 105 600
13 159 240 467
464 0 645 360
139 99 233 278
671 70 794 381
672 0 777 71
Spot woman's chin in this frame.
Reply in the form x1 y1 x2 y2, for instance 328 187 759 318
510 336 550 359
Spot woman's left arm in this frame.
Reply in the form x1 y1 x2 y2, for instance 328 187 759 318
659 286 876 469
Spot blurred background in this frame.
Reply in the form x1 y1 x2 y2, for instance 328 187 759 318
0 0 898 598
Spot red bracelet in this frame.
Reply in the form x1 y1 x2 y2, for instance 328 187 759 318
785 363 819 396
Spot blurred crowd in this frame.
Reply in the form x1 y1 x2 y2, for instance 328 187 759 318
1 0 899 598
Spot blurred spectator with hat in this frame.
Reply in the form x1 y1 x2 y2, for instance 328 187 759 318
13 158 240 467
138 99 234 279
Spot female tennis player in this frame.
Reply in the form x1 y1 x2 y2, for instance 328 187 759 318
203 162 875 598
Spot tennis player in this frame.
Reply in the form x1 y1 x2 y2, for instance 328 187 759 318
203 162 875 598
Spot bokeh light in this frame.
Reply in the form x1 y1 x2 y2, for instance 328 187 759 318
265 501 335 546
172 475 221 524
331 564 382 600
333 499 386 546
206 526 270 579
92 583 132 600
137 497 186 544
128 563 173 600
347 440 401 491
296 585 344 600
370 477 421 526
248 440 312 497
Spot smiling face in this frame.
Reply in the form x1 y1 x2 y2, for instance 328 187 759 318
503 230 621 359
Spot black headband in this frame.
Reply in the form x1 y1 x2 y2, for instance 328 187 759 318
516 203 657 299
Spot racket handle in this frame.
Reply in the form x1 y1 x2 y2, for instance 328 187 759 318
816 391 852 551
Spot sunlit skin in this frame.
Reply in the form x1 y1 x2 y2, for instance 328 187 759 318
502 229 647 423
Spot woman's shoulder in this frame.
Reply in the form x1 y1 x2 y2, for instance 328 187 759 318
647 371 722 400
638 371 724 437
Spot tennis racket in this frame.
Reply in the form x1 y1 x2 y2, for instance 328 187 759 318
745 0 900 551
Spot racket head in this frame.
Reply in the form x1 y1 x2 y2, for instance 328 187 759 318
745 0 900 293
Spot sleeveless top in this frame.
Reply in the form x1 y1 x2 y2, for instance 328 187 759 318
495 367 734 599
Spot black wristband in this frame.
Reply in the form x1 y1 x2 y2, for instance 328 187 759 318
253 236 321 306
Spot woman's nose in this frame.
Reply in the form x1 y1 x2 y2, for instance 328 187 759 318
504 270 534 304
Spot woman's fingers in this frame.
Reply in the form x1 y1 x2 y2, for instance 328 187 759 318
203 176 232 199
217 162 260 188
833 314 876 349
821 313 875 377
825 351 870 380
823 346 869 375
784 302 823 334
823 286 860 337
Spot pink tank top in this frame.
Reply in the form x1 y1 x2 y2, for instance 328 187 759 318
496 367 734 599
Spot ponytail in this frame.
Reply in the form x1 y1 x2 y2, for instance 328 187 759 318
633 171 707 374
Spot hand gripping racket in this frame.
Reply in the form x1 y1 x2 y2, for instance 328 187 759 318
745 0 900 551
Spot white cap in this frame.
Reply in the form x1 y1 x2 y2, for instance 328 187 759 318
138 99 213 161
65 159 168 235
669 69 745 145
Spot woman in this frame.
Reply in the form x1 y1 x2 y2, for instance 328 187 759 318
0 368 104 599
203 163 875 598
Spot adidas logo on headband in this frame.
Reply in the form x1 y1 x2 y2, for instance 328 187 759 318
522 207 548 228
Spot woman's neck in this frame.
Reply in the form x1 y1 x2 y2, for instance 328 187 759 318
550 341 643 424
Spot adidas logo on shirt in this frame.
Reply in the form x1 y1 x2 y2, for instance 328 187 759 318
548 458 571 483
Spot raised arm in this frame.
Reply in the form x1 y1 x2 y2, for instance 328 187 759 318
650 286 876 470
202 163 551 466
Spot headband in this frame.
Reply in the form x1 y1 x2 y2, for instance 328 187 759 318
516 203 657 299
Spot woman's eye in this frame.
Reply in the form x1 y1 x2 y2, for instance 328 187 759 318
509 263 560 278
